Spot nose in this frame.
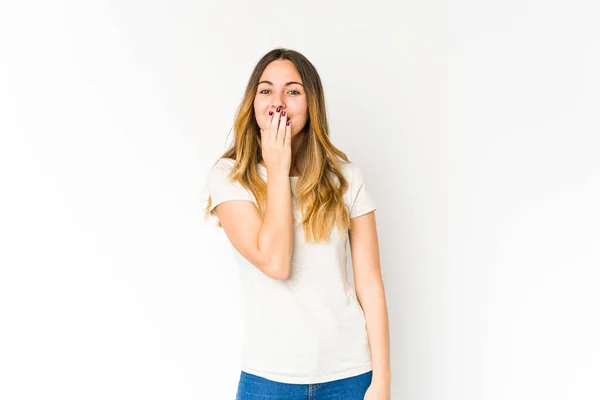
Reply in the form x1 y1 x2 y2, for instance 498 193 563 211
271 91 285 110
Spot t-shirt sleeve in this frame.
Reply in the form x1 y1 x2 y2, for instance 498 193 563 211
208 159 257 219
349 165 377 218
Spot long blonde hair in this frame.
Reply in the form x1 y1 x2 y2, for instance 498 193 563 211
204 48 353 243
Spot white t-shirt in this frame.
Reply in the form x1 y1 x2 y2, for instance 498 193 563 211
207 157 377 384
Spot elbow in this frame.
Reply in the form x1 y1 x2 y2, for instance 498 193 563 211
263 261 291 280
270 263 291 280
257 247 292 280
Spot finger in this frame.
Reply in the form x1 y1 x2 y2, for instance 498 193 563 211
284 118 292 147
277 112 287 146
270 110 281 144
266 111 274 130
262 112 273 142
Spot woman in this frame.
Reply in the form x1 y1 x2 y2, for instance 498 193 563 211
204 48 391 400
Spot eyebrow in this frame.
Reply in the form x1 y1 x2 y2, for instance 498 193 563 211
258 80 304 87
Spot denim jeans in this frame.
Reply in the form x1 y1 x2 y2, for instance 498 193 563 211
235 370 373 400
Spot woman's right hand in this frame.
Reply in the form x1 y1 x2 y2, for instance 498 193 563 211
260 108 292 178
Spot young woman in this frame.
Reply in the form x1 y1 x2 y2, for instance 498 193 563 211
204 48 391 400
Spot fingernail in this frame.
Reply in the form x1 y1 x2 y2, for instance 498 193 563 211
286 120 290 126
281 111 286 116
276 108 281 112
268 111 273 116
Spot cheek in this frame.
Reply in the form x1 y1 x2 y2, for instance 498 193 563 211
254 96 269 109
252 101 261 116
298 109 309 121
298 102 308 118
291 102 308 118
254 100 266 119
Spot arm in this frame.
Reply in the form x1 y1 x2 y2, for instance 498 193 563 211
215 172 294 280
349 211 391 386
257 172 294 279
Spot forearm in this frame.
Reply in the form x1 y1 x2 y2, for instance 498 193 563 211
358 278 391 385
257 173 294 278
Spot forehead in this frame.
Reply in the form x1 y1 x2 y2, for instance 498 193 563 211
258 60 302 83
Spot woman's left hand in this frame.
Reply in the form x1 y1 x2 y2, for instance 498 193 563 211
364 383 390 400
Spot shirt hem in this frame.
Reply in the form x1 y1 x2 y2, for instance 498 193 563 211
241 363 373 385
350 207 377 219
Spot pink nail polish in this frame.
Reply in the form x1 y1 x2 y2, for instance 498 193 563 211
286 120 290 126
276 108 281 112
281 111 286 116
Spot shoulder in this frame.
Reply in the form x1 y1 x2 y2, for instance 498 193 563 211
211 157 235 172
209 157 236 180
336 160 364 201
208 157 243 190
338 160 377 218
337 159 363 184
207 157 256 216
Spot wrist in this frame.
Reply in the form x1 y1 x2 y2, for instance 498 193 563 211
372 371 391 386
266 171 291 182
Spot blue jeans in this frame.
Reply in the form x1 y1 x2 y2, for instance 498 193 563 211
236 370 373 400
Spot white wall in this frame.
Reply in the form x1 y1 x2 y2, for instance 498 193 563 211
1 0 598 399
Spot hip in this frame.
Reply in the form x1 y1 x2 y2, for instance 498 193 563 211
236 369 373 400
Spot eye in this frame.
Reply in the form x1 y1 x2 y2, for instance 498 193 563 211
258 89 302 95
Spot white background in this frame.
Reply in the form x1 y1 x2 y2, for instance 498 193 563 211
1 0 599 399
